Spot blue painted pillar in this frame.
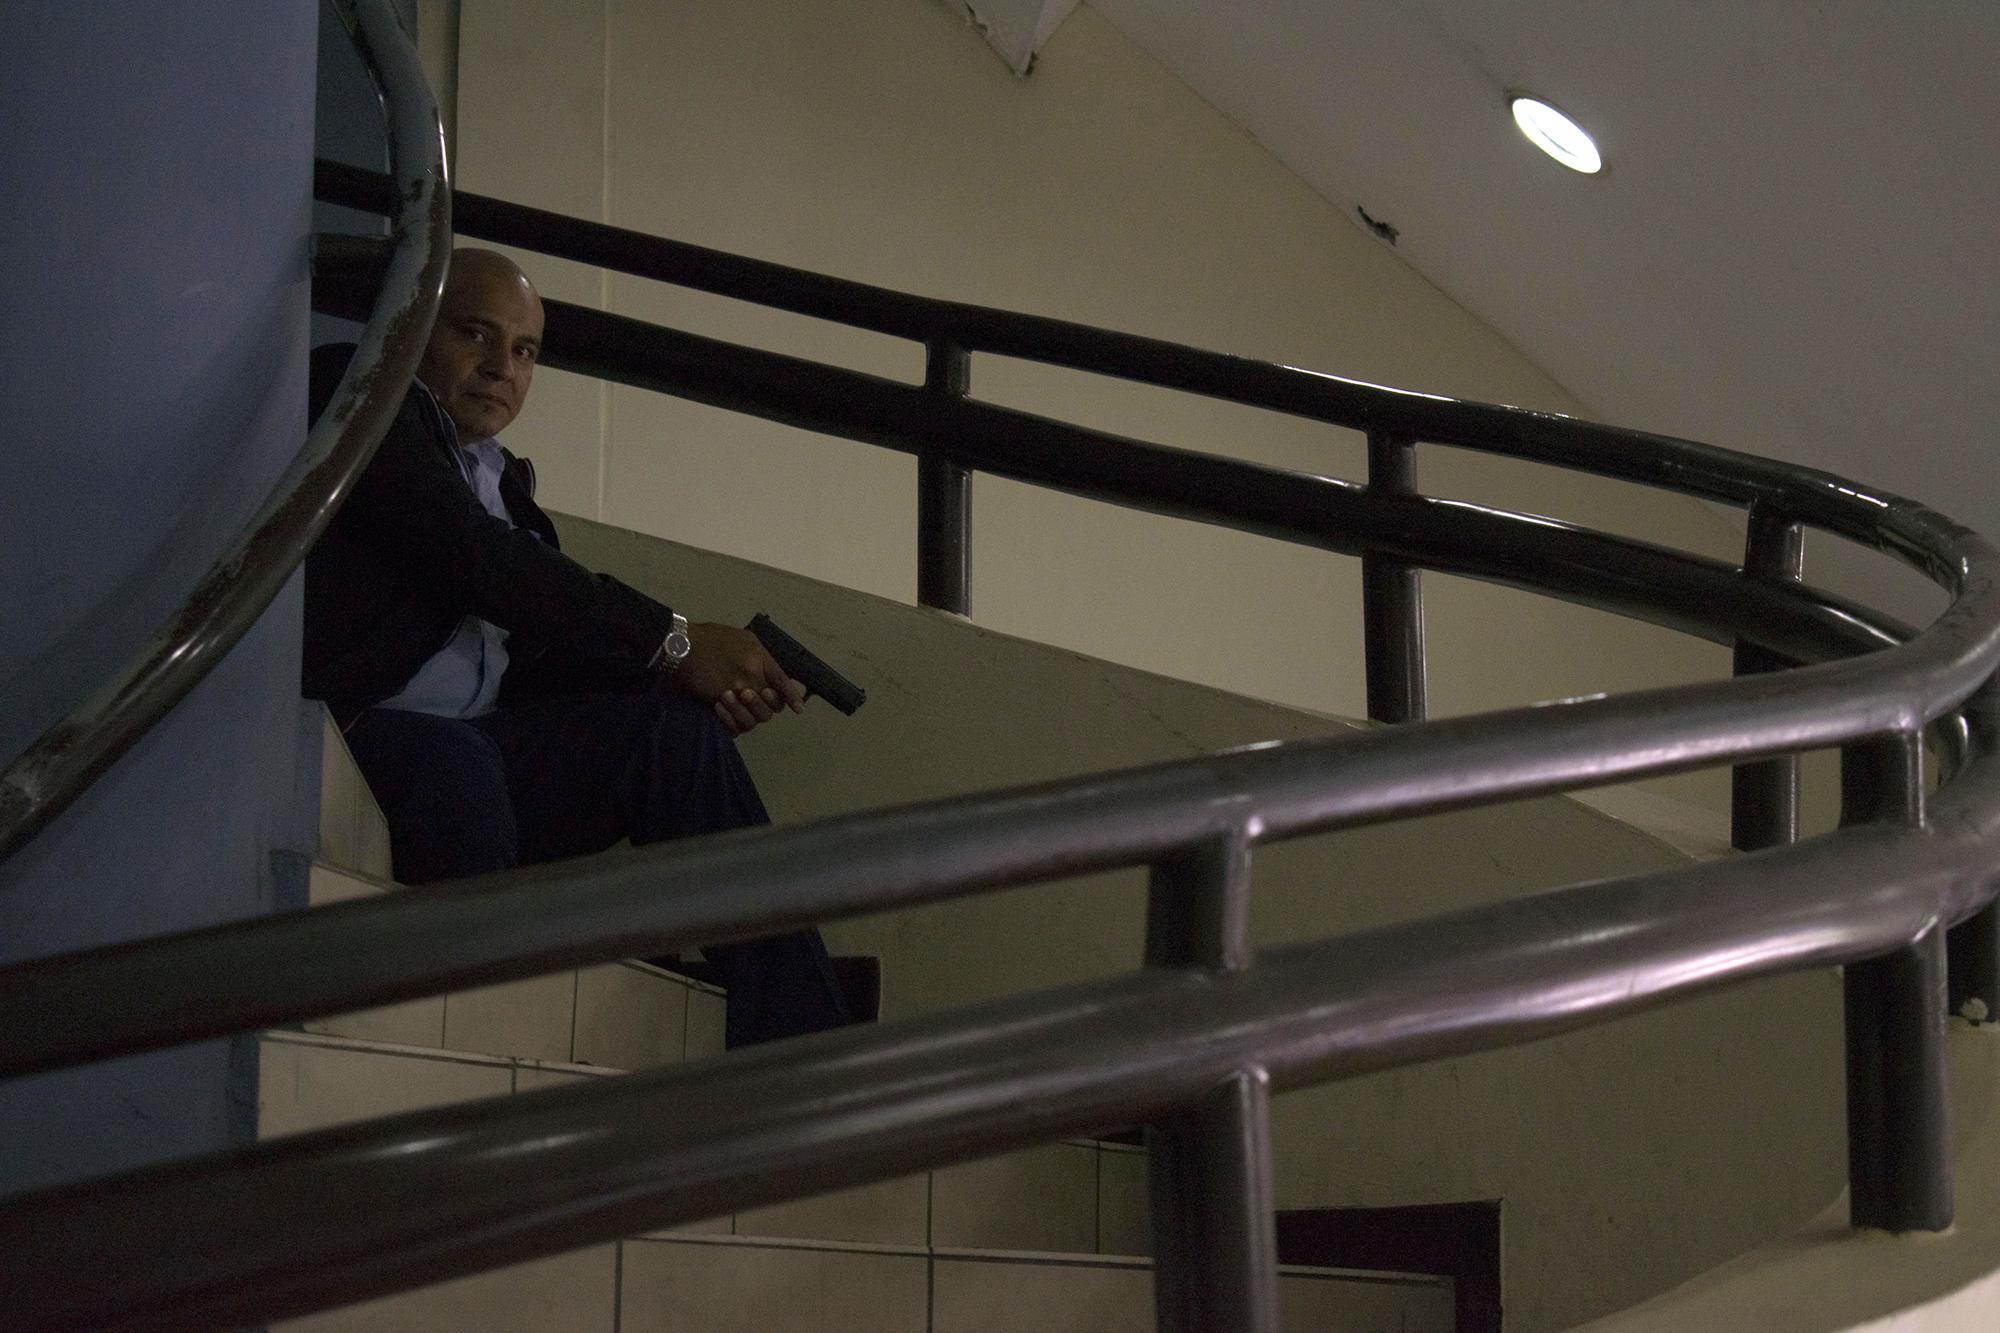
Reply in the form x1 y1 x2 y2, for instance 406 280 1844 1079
0 2 319 1194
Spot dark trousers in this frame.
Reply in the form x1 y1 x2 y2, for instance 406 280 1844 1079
342 692 849 1048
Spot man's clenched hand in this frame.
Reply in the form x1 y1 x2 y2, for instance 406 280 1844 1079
673 622 805 735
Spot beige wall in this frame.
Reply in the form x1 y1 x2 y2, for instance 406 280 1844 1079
452 0 1750 821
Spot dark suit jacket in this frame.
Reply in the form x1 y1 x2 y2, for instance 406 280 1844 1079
303 343 673 720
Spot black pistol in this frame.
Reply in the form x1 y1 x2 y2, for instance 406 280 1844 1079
747 613 866 715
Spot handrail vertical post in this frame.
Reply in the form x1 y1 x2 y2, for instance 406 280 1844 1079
919 341 972 615
1362 432 1426 723
1841 731 1951 1231
1732 502 1805 851
1143 829 1250 972
1948 680 2000 1022
1142 829 1277 1332
1946 904 1998 1023
1148 1069 1280 1333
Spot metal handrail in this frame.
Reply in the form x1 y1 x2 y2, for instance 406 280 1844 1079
7 697 1999 1328
2 293 1997 1326
0 0 449 866
314 159 1965 566
6 43 2000 1333
310 242 1923 665
1 588 1993 1081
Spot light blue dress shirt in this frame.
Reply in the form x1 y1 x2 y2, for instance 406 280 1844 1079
377 435 513 719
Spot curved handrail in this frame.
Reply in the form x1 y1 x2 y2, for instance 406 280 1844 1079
0 0 448 866
1 580 1994 1081
307 234 1926 668
514 294 1931 661
316 159 1962 577
7 695 1999 1329
13 234 2000 1077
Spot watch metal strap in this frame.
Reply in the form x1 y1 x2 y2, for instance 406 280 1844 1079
659 612 692 673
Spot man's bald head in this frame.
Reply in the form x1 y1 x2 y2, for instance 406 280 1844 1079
416 248 546 439
446 247 534 296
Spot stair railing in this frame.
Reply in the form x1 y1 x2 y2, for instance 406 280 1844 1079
7 11 2000 1331
0 0 448 866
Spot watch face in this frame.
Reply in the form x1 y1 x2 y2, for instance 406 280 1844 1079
665 629 692 661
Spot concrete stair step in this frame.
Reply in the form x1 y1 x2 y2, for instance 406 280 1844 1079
311 716 878 1049
297 725 1452 1329
257 1030 1451 1330
298 861 727 1066
272 1231 1451 1331
255 1029 1137 1252
317 712 393 882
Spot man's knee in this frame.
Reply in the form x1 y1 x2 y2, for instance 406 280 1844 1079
624 693 770 839
344 708 519 882
641 692 738 754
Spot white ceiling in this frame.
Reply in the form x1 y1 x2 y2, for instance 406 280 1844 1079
1057 0 1999 621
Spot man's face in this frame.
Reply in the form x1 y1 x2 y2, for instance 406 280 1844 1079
416 260 545 440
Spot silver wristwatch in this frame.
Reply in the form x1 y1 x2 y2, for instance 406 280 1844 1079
658 612 692 674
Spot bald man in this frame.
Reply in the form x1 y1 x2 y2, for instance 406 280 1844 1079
303 248 851 1048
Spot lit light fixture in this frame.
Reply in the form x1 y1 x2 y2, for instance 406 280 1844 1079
1510 95 1602 174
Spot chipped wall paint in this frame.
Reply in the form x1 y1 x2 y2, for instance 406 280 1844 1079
940 0 1082 74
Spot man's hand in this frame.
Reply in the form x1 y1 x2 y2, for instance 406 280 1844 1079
673 622 805 735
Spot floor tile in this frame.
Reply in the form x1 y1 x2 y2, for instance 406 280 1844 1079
736 1172 928 1247
303 996 446 1050
514 1065 596 1093
619 1237 925 1332
257 1038 511 1140
932 1254 1153 1333
1278 1271 1454 1332
275 1244 616 1332
1096 1146 1152 1256
306 863 380 906
573 963 686 1070
442 970 576 1062
932 1143 1097 1253
318 715 395 881
685 989 726 1059
317 715 364 874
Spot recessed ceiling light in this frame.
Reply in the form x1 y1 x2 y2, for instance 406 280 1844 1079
1510 95 1602 174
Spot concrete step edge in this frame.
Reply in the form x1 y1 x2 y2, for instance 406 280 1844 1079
256 1029 1134 1152
261 1025 624 1079
636 1232 1450 1288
